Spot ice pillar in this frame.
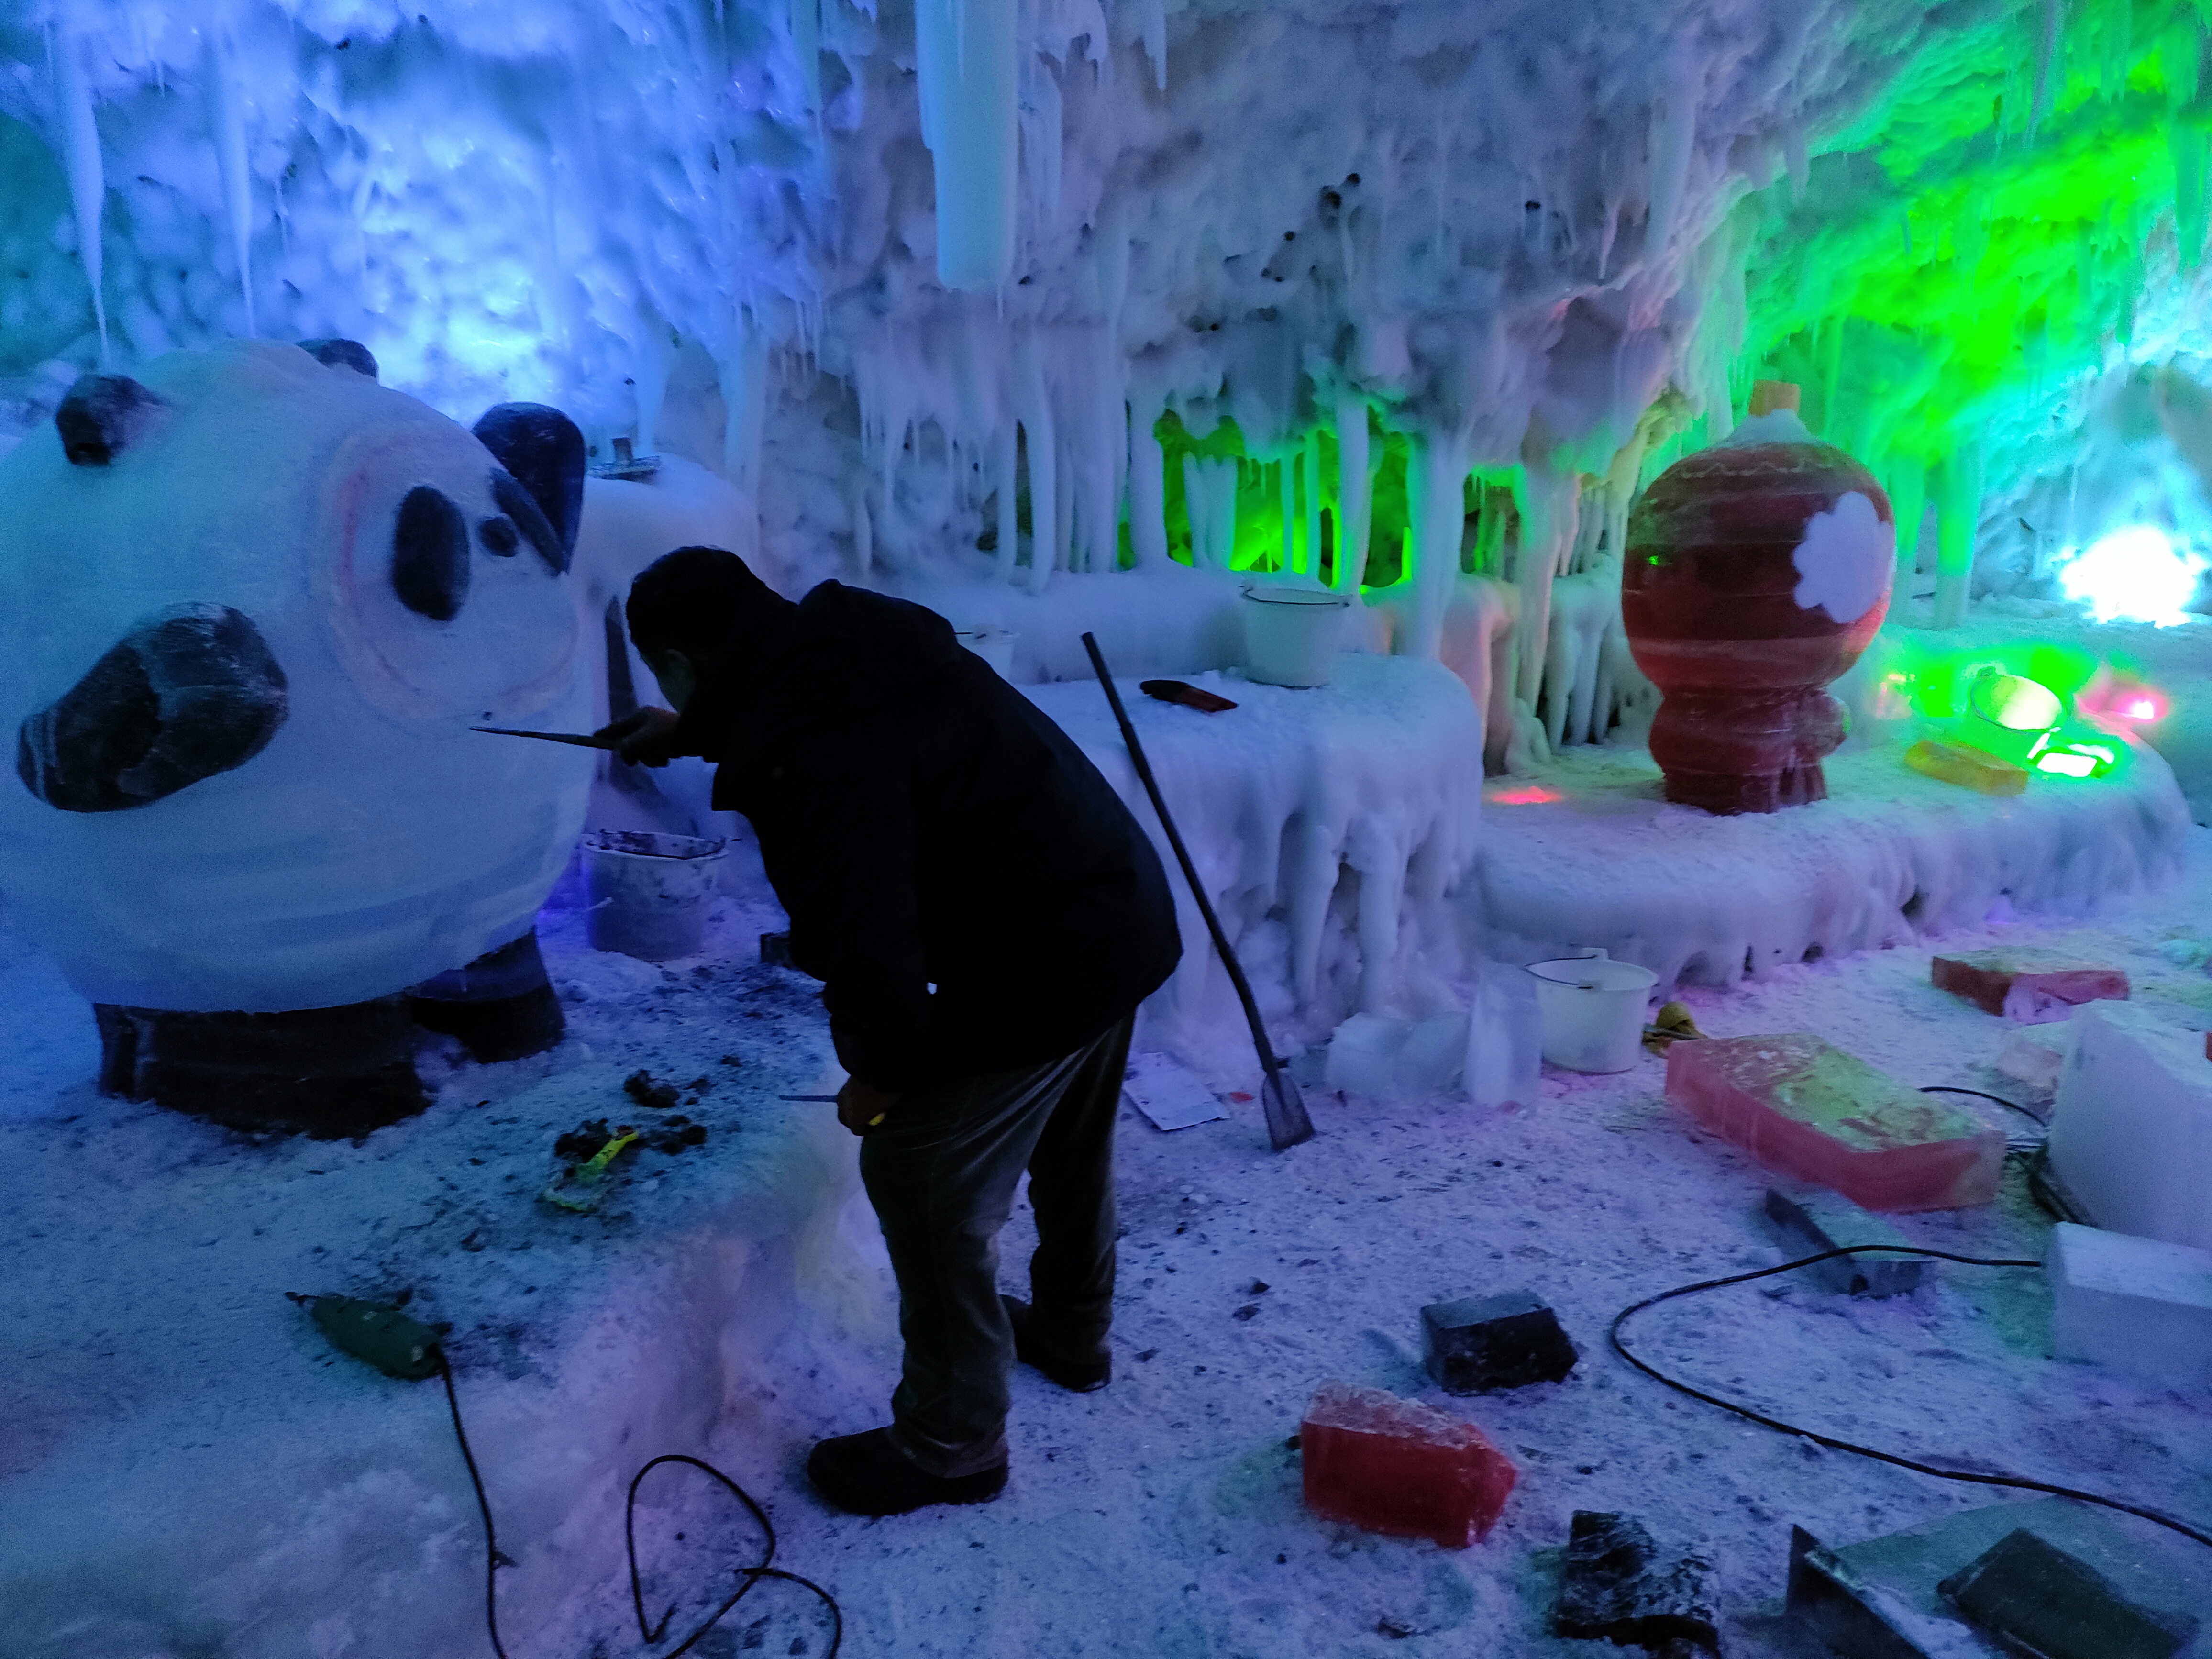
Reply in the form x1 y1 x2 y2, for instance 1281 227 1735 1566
1334 393 1372 593
1408 433 1471 660
1885 457 1925 600
1933 445 1982 628
1128 401 1168 567
1513 461 1579 707
916 0 1019 291
55 28 107 360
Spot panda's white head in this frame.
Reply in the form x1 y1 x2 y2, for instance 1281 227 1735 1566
12 340 589 814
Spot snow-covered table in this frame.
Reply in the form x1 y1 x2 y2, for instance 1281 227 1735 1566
1025 653 1485 1057
1476 737 2194 988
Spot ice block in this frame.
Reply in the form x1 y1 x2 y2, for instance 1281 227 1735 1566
2050 1002 2212 1250
1667 1034 2004 1211
1300 1380 1516 1548
1760 1186 1925 1297
1931 949 2130 1023
1904 737 2029 795
2047 1223 2212 1392
1421 1291 1579 1393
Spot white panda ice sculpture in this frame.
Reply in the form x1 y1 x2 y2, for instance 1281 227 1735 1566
0 339 595 1134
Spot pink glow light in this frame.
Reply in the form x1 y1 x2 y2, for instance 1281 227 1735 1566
1490 785 1563 805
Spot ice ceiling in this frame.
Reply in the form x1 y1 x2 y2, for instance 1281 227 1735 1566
2 0 2210 604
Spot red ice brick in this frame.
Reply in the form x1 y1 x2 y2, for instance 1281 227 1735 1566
1666 1034 2003 1212
1930 949 2130 1023
1300 1381 1516 1548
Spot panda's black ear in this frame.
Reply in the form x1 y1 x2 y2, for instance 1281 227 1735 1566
299 338 379 379
472 403 585 570
55 375 169 466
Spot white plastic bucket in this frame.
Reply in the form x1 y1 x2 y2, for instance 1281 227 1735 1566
1526 948 1659 1073
1242 586 1350 688
583 830 728 962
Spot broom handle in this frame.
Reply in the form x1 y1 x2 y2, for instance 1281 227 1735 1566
1082 634 1284 1079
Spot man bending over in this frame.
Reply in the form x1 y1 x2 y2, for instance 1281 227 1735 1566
602 547 1181 1516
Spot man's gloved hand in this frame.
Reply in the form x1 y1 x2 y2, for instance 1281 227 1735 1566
836 1077 899 1137
593 706 683 767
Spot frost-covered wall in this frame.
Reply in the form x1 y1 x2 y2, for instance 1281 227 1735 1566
0 0 2061 741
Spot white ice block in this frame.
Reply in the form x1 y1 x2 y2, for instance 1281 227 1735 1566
2049 1002 2212 1250
2046 1222 2212 1393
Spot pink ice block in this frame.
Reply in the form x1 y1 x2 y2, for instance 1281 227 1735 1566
1666 1034 2003 1211
1300 1380 1517 1548
1929 949 2130 1023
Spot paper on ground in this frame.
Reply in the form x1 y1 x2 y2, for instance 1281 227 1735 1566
1124 1051 1227 1131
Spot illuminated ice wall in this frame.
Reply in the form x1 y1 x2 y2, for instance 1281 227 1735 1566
2 0 2208 713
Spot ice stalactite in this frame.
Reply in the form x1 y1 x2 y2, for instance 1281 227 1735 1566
1303 431 1322 581
1017 343 1058 593
1183 454 1236 571
791 0 822 114
54 25 107 361
1128 398 1168 568
1277 457 1296 574
1511 461 1580 711
916 0 1019 291
204 33 255 336
1407 431 1471 661
1333 392 1372 594
853 491 874 577
1138 0 1167 91
1643 48 1702 277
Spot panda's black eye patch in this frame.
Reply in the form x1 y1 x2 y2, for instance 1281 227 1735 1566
489 470 566 575
479 514 520 556
392 486 470 620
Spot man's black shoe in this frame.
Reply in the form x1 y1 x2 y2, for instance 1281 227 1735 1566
806 1427 1007 1516
1002 1295 1112 1392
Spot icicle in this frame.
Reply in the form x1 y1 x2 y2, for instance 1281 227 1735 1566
1139 0 1167 91
1278 458 1295 573
719 313 770 500
55 27 107 361
1019 51 1064 237
1053 431 1075 576
205 33 255 335
995 424 1020 583
2031 0 2063 136
854 492 874 578
1018 347 1058 593
791 0 822 114
1644 51 1700 269
915 0 1019 290
1128 399 1168 567
1408 432 1471 661
1333 393 1371 593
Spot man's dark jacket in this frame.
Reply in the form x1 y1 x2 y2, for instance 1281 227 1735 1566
670 580 1182 1092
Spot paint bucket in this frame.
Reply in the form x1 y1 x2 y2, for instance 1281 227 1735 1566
583 829 728 962
1242 586 1350 688
1526 948 1659 1073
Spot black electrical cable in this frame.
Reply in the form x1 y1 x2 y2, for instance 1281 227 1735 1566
1917 1084 2046 1125
436 1355 841 1659
1608 1245 2212 1553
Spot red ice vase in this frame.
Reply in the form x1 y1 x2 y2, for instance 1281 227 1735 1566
1622 389 1895 814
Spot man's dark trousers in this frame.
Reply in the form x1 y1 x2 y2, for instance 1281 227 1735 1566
859 1016 1133 1478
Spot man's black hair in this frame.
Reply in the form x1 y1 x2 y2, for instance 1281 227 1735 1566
625 546 784 661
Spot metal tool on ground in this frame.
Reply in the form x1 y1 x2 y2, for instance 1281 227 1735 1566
782 1093 885 1127
1081 632 1314 1151
471 725 621 749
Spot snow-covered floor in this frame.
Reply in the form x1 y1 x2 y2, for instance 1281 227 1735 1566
7 829 2212 1657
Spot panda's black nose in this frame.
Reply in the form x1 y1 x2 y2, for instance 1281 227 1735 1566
17 604 288 813
392 485 470 620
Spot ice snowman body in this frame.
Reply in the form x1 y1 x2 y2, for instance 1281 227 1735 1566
0 339 592 1013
